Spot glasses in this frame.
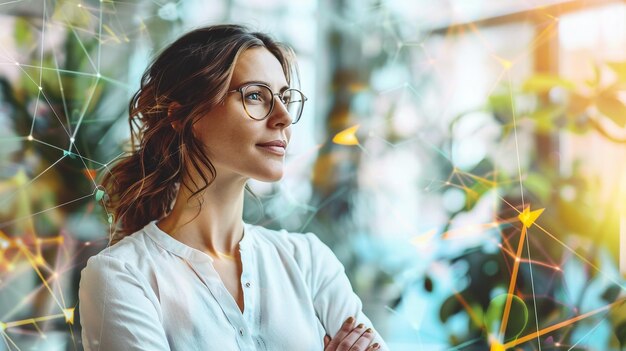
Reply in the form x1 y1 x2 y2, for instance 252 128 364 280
228 83 307 124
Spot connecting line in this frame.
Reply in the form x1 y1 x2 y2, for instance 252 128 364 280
526 227 542 350
0 192 94 229
65 21 98 73
566 314 607 351
503 298 626 349
16 64 99 78
0 328 21 351
15 245 65 311
508 72 525 209
97 0 103 72
0 0 25 6
497 225 528 341
30 138 107 167
29 90 41 136
51 46 72 135
71 77 100 140
0 154 67 209
39 0 46 90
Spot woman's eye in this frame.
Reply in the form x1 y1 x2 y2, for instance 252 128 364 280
246 92 263 101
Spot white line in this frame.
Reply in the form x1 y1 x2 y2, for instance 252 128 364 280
508 71 525 208
0 193 94 229
526 229 542 350
567 315 606 350
0 154 67 209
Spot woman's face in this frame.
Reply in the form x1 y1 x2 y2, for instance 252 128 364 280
193 47 293 183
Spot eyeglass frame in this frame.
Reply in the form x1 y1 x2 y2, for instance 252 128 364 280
227 82 308 124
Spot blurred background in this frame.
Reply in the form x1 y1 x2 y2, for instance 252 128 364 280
1 0 626 350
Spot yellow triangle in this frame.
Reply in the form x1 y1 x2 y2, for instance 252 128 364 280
332 125 360 146
63 308 75 324
518 206 544 228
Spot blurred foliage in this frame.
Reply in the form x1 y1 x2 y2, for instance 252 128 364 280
430 59 626 349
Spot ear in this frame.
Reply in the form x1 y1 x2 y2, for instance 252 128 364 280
168 101 182 131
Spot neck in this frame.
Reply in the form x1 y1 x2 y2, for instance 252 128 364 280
157 173 247 258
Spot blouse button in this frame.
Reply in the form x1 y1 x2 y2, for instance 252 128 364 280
245 282 251 288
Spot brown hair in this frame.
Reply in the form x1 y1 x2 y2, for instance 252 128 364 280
101 24 298 243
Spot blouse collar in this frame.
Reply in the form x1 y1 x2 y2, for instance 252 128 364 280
144 219 252 263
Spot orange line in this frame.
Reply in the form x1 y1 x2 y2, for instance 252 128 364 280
453 290 483 329
503 298 626 349
498 225 527 339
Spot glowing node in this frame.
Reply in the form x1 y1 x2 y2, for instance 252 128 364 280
332 125 360 146
96 73 101 78
38 86 42 90
63 308 75 324
85 241 91 246
515 258 520 262
70 137 75 143
34 255 45 266
0 240 7 249
518 206 545 228
27 135 33 141
0 322 5 331
15 62 19 66
77 3 82 7
554 266 561 271
555 342 561 346
95 188 105 201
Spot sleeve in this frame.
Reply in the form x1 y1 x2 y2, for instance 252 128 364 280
79 254 170 351
304 233 390 351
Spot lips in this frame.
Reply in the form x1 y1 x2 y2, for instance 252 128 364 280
256 140 287 156
256 140 287 148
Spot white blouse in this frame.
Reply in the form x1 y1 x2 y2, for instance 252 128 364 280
79 220 389 350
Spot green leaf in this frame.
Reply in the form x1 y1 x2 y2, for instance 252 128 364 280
487 92 513 115
522 74 576 93
596 93 626 127
484 294 529 342
524 172 552 203
529 105 563 133
464 178 493 210
14 18 32 47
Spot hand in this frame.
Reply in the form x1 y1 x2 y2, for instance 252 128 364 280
323 317 380 351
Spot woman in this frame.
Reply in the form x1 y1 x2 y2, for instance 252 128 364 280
79 24 388 351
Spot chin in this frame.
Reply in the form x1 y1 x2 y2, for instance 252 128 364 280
252 170 284 182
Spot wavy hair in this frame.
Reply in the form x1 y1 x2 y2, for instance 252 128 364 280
101 25 298 243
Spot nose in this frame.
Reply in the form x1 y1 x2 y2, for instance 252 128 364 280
268 98 293 128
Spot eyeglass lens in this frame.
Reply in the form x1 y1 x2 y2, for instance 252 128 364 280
242 85 304 123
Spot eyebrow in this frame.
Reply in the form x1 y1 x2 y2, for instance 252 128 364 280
235 80 290 92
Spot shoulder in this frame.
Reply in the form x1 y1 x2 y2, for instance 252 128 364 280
247 223 324 253
80 227 160 283
247 223 342 272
